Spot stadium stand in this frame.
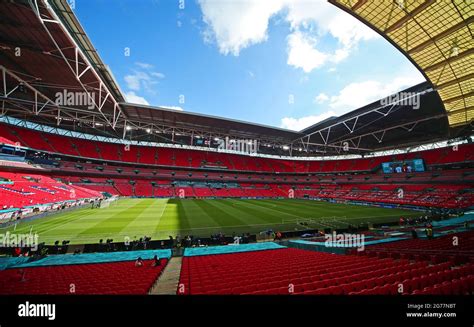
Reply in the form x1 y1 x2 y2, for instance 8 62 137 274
0 259 168 295
178 248 474 295
2 123 473 174
1 120 472 210
358 231 474 265
0 171 102 209
0 0 472 304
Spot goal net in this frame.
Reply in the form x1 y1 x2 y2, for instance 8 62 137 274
99 196 119 209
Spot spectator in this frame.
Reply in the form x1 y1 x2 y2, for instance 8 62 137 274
274 231 282 241
151 255 160 267
19 269 27 282
135 257 144 267
425 224 433 240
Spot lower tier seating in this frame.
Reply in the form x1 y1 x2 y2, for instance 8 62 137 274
358 231 474 264
0 259 168 295
0 171 102 209
178 248 474 295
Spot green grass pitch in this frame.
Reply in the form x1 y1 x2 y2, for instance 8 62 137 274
3 198 420 245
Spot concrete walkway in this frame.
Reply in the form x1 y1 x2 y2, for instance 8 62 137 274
150 257 183 295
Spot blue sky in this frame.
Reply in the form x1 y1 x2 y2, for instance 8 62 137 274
74 0 425 131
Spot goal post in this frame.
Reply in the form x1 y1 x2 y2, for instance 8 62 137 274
99 196 119 209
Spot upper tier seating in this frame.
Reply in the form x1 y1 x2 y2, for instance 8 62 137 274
0 259 167 295
178 248 474 295
2 123 473 173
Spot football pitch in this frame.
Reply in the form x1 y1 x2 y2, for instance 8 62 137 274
3 198 420 244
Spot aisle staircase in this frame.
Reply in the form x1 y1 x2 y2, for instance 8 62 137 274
149 257 183 295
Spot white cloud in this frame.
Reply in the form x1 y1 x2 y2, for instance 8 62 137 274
287 31 328 72
151 72 165 78
124 73 142 91
124 91 149 105
285 1 379 72
314 92 329 104
197 0 379 72
328 73 425 111
281 111 336 131
124 62 165 93
160 105 184 111
285 1 378 47
135 62 154 69
198 0 285 56
286 29 358 72
299 75 309 83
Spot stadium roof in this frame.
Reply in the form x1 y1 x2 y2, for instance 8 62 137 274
330 0 474 127
0 0 125 127
293 82 450 155
0 0 471 157
121 103 301 144
0 0 300 147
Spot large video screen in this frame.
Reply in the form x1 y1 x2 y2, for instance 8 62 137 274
382 158 425 173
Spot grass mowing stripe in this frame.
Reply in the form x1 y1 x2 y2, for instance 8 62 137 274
217 199 295 224
261 199 352 221
178 200 217 229
109 201 156 239
202 199 267 226
238 199 305 220
194 199 248 228
247 199 316 218
153 200 181 236
6 210 92 235
75 199 146 236
176 200 192 231
265 199 417 219
119 199 169 239
8 198 421 244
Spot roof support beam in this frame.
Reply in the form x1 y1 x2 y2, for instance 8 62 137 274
297 88 433 146
30 0 127 131
424 48 474 72
435 72 474 90
408 16 474 54
327 114 446 149
447 106 474 115
444 90 474 104
0 65 61 113
351 0 368 11
384 0 436 34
